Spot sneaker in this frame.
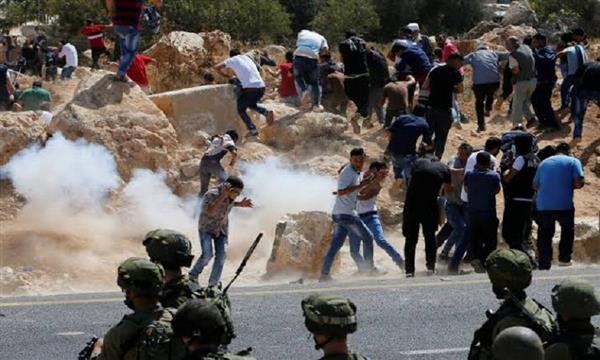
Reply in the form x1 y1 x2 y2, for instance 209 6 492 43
452 120 462 129
426 268 436 276
312 105 325 112
477 125 486 132
558 261 573 267
319 274 333 282
265 110 275 126
438 253 450 263
406 272 415 278
396 258 406 271
570 137 582 146
368 267 387 276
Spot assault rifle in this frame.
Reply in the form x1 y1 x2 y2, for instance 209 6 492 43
223 233 263 294
78 336 98 360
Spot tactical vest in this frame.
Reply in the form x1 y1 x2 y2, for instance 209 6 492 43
505 153 539 200
511 45 536 83
547 326 600 360
0 64 9 102
160 276 197 309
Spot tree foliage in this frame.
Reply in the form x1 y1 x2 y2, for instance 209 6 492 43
372 0 419 42
279 0 326 34
311 0 380 44
531 0 600 34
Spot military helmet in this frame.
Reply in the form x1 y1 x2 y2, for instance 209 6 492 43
143 229 194 269
301 295 357 336
117 257 165 296
172 299 233 346
551 278 600 319
492 326 544 360
485 249 533 291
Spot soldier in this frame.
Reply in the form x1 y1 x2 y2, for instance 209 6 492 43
468 249 556 359
301 294 369 360
89 257 186 360
172 299 254 360
545 278 600 359
143 229 197 309
492 327 544 360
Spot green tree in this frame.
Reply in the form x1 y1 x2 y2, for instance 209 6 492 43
311 0 380 44
416 0 483 35
531 0 600 34
372 0 419 41
279 0 326 34
46 0 108 36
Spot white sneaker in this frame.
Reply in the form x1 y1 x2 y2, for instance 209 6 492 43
312 105 324 112
558 261 573 267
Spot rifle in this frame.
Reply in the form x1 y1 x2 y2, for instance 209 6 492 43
223 233 263 294
502 287 555 339
78 336 98 360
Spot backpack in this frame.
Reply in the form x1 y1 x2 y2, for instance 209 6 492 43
338 37 368 75
125 308 186 360
550 329 600 360
143 5 161 34
366 47 389 86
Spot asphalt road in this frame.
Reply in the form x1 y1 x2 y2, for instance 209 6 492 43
1 267 599 360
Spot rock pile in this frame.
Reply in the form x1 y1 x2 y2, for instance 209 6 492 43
0 112 47 165
501 0 538 27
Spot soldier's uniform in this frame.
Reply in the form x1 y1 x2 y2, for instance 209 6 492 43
469 249 556 360
545 278 600 360
492 326 544 360
301 294 370 360
162 274 199 309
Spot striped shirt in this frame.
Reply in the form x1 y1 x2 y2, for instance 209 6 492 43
112 0 144 29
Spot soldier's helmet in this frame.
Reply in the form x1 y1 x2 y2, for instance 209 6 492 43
117 257 165 296
552 278 600 319
492 326 544 360
143 229 194 270
485 249 533 292
172 299 234 346
301 295 357 336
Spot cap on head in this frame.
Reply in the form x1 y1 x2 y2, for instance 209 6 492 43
492 326 544 360
551 278 600 319
302 294 357 336
407 23 420 33
393 39 411 51
143 229 194 269
172 299 234 345
117 257 165 296
485 249 533 292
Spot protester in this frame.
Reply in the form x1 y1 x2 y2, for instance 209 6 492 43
58 40 78 80
202 71 215 85
424 52 464 158
557 32 588 112
570 61 600 141
126 53 154 94
436 33 459 62
464 151 501 272
0 62 15 111
438 143 473 262
381 75 414 127
214 50 275 139
530 34 560 130
199 130 238 197
403 154 452 277
16 81 51 111
80 19 109 69
318 51 347 115
43 47 58 81
464 44 509 132
388 39 432 87
356 161 405 270
534 143 585 270
293 29 329 111
339 31 370 134
506 36 537 128
365 46 390 126
189 176 253 286
272 51 299 106
407 23 434 62
320 148 379 281
432 48 443 66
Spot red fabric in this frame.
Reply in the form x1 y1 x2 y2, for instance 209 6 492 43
442 40 459 62
278 62 297 97
80 24 107 49
127 54 153 86
112 0 144 29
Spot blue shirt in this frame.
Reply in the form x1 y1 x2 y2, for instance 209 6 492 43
395 45 432 74
534 46 557 83
565 45 587 76
534 155 584 211
464 169 500 217
386 114 432 156
332 164 361 215
464 48 508 85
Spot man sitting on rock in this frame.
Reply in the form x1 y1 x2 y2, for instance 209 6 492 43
16 81 51 112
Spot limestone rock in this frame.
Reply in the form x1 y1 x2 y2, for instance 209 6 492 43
265 211 338 278
465 21 499 40
501 0 538 27
263 45 287 65
478 25 537 48
238 142 275 162
298 155 348 177
199 30 232 66
145 31 208 93
570 218 600 262
0 112 47 165
51 72 179 181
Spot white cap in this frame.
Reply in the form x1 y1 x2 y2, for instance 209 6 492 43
393 39 411 49
407 23 420 32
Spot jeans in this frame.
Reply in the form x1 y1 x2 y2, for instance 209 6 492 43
321 214 374 276
344 76 370 117
469 214 499 265
403 206 438 274
237 88 268 133
367 86 385 124
390 153 416 181
189 231 228 286
427 106 453 159
560 74 576 109
511 78 537 126
531 81 559 128
571 89 600 138
293 56 321 107
199 158 228 196
442 203 467 256
536 209 575 270
60 66 75 80
359 212 404 265
114 25 140 77
473 82 499 128
502 199 533 251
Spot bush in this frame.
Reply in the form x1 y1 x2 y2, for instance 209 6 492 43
279 0 326 34
373 0 419 42
311 0 380 44
531 0 600 35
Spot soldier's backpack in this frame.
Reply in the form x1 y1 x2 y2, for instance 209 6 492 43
552 330 600 360
125 308 186 360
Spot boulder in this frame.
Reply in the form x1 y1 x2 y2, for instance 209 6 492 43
0 112 47 165
298 155 348 177
455 40 478 56
199 30 232 66
265 211 339 278
501 0 538 27
465 21 499 40
263 45 287 65
569 218 600 262
478 25 537 48
145 31 208 93
50 72 180 181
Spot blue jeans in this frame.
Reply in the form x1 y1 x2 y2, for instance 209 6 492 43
359 212 403 265
293 56 321 107
560 74 576 109
571 89 600 138
60 66 75 80
189 231 228 286
321 214 373 276
449 203 471 270
114 25 140 77
442 203 467 256
237 87 267 133
199 158 228 196
391 153 416 180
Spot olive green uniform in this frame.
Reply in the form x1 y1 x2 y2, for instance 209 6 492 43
161 275 198 309
319 354 369 360
182 350 254 360
545 320 600 360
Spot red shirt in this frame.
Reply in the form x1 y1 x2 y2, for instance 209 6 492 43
127 54 153 87
80 24 107 49
278 62 297 97
442 40 459 62
112 0 144 29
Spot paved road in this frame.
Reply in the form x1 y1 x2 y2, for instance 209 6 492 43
1 267 599 360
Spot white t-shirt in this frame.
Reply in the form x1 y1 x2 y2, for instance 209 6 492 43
512 156 525 171
59 43 78 67
224 55 265 89
460 150 499 202
294 30 328 59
